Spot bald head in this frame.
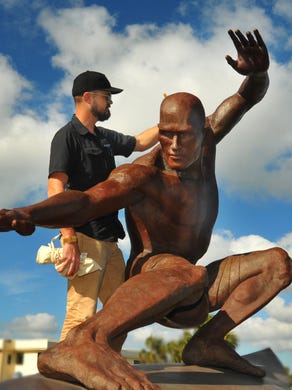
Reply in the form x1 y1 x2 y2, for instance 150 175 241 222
159 92 205 131
158 93 206 171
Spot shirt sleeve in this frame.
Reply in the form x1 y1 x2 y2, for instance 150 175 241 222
97 127 136 157
48 127 74 178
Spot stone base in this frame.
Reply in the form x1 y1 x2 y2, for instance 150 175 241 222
136 348 289 389
0 348 289 389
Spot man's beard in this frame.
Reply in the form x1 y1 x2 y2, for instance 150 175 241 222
91 106 111 122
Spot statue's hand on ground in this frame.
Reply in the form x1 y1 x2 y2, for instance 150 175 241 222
0 208 35 235
226 29 269 75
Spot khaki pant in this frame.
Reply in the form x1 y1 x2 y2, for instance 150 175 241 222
60 232 125 341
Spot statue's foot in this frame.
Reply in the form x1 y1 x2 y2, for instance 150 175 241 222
38 332 160 390
182 334 265 378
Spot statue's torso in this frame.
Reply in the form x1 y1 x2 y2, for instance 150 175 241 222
126 130 218 269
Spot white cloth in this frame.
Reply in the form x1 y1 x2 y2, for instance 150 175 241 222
36 235 102 279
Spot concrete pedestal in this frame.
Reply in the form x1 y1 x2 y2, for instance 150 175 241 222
0 348 288 389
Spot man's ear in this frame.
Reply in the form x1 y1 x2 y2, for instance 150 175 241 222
82 91 92 104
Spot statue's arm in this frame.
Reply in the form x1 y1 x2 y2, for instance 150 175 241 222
207 29 270 144
0 164 149 235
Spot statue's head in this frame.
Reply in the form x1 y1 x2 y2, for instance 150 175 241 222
158 92 205 171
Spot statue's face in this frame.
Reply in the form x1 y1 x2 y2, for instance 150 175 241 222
158 95 204 171
159 126 203 171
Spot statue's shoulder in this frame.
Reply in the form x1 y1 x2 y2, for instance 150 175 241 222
132 145 162 167
201 126 216 160
201 127 216 178
110 151 160 190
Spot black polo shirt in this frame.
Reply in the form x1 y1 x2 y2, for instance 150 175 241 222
49 115 136 241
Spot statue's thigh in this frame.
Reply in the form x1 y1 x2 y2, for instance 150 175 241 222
206 249 273 310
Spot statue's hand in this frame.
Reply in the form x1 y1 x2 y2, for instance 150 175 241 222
0 209 35 236
226 29 269 75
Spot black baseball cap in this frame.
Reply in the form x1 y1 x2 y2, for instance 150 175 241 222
72 71 123 96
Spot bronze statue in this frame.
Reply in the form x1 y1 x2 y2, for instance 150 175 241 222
0 29 291 390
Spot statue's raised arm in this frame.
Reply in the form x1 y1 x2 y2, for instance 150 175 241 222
208 29 270 143
225 29 269 76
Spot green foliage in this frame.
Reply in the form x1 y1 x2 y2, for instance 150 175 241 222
139 336 168 363
166 330 193 363
139 315 239 364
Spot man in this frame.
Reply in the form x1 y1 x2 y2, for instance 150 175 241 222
1 29 291 390
48 70 158 341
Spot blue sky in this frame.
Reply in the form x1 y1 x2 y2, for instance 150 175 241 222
0 0 291 374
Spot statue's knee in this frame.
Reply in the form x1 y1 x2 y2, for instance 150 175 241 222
266 247 291 288
189 265 208 287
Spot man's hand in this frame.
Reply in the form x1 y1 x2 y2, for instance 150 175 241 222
0 208 35 235
226 29 269 75
56 242 81 277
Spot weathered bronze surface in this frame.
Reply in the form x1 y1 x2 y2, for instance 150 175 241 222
0 29 290 390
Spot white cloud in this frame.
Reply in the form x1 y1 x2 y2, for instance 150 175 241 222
265 296 292 322
0 3 290 207
273 0 292 51
274 0 292 20
198 231 269 265
0 112 67 207
198 229 292 292
125 323 185 350
0 269 42 295
37 3 292 203
278 232 292 255
237 312 292 352
0 52 69 206
0 0 23 9
117 232 131 261
0 10 68 207
236 295 292 354
216 59 292 201
0 313 58 339
0 55 31 121
133 323 185 345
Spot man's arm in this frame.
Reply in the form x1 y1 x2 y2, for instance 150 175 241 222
48 173 81 277
134 126 159 151
207 29 269 144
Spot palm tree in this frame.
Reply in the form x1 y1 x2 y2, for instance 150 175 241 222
139 314 239 363
139 336 168 363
